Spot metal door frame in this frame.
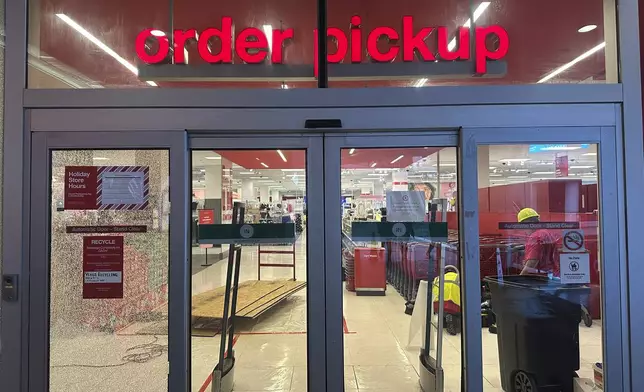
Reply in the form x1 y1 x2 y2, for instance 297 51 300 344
189 133 327 392
28 131 190 392
459 126 627 392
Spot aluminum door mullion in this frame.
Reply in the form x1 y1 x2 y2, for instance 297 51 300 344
598 127 626 392
458 129 484 392
323 136 344 392
305 136 327 392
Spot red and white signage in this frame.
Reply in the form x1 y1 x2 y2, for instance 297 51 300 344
83 236 124 299
555 154 569 177
198 209 215 225
65 166 150 210
65 166 99 210
135 16 509 76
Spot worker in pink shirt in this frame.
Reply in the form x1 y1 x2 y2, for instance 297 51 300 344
517 208 561 278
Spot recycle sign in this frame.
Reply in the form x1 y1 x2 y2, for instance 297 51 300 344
563 230 585 252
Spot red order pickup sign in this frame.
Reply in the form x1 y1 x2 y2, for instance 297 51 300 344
82 236 124 299
65 166 99 210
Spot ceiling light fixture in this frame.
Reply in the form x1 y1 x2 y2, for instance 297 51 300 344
56 14 157 88
499 158 531 163
537 42 606 83
433 163 457 167
93 157 109 161
263 25 273 51
583 152 598 156
277 150 287 162
578 25 597 33
413 78 428 88
204 156 221 160
282 169 304 172
151 30 166 37
532 171 556 175
367 173 389 176
239 171 255 175
281 83 289 89
349 148 355 155
570 165 594 169
448 1 491 51
391 155 404 164
371 163 377 168
260 162 269 168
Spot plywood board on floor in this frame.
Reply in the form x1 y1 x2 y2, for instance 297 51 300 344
191 279 306 320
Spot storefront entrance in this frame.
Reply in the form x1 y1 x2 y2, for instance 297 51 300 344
19 104 628 392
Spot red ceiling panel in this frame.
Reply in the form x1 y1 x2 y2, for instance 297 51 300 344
37 0 609 87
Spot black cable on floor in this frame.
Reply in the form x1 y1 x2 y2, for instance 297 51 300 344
51 336 168 369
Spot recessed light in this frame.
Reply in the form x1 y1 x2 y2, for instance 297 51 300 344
578 25 597 33
151 29 166 37
349 149 355 155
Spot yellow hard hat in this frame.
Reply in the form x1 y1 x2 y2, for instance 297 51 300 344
517 208 539 223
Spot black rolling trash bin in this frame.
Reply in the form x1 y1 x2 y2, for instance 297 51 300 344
485 276 590 392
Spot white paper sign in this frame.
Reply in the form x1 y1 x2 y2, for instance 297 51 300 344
387 191 426 222
101 171 146 205
559 253 590 284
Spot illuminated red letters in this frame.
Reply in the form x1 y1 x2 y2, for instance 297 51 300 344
135 16 509 74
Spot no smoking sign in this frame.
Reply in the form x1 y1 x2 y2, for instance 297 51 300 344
562 230 585 252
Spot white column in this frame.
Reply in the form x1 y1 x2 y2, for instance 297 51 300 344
271 190 281 203
205 165 222 200
259 186 270 203
373 181 384 196
241 180 254 202
478 145 490 188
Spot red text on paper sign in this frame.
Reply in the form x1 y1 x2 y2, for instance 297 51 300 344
135 16 509 76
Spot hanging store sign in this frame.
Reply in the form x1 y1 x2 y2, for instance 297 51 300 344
351 221 447 242
136 16 509 76
64 166 150 210
198 223 296 244
82 236 124 299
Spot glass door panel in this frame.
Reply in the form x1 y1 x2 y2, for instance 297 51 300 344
48 149 171 392
189 149 309 392
476 143 603 392
327 138 462 392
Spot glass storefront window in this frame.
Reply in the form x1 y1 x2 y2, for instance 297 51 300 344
28 0 316 88
28 0 617 88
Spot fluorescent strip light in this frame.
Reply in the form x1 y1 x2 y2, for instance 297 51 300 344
56 14 154 86
260 162 269 168
371 163 377 168
93 157 109 161
367 173 388 176
583 152 598 156
349 148 355 155
391 155 404 164
433 163 457 167
263 25 273 52
532 171 556 175
249 176 263 179
537 42 606 83
508 175 529 179
448 2 491 51
282 169 304 172
146 81 158 86
489 174 503 177
277 150 287 162
239 171 255 175
570 165 594 169
204 156 221 160
499 158 530 163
